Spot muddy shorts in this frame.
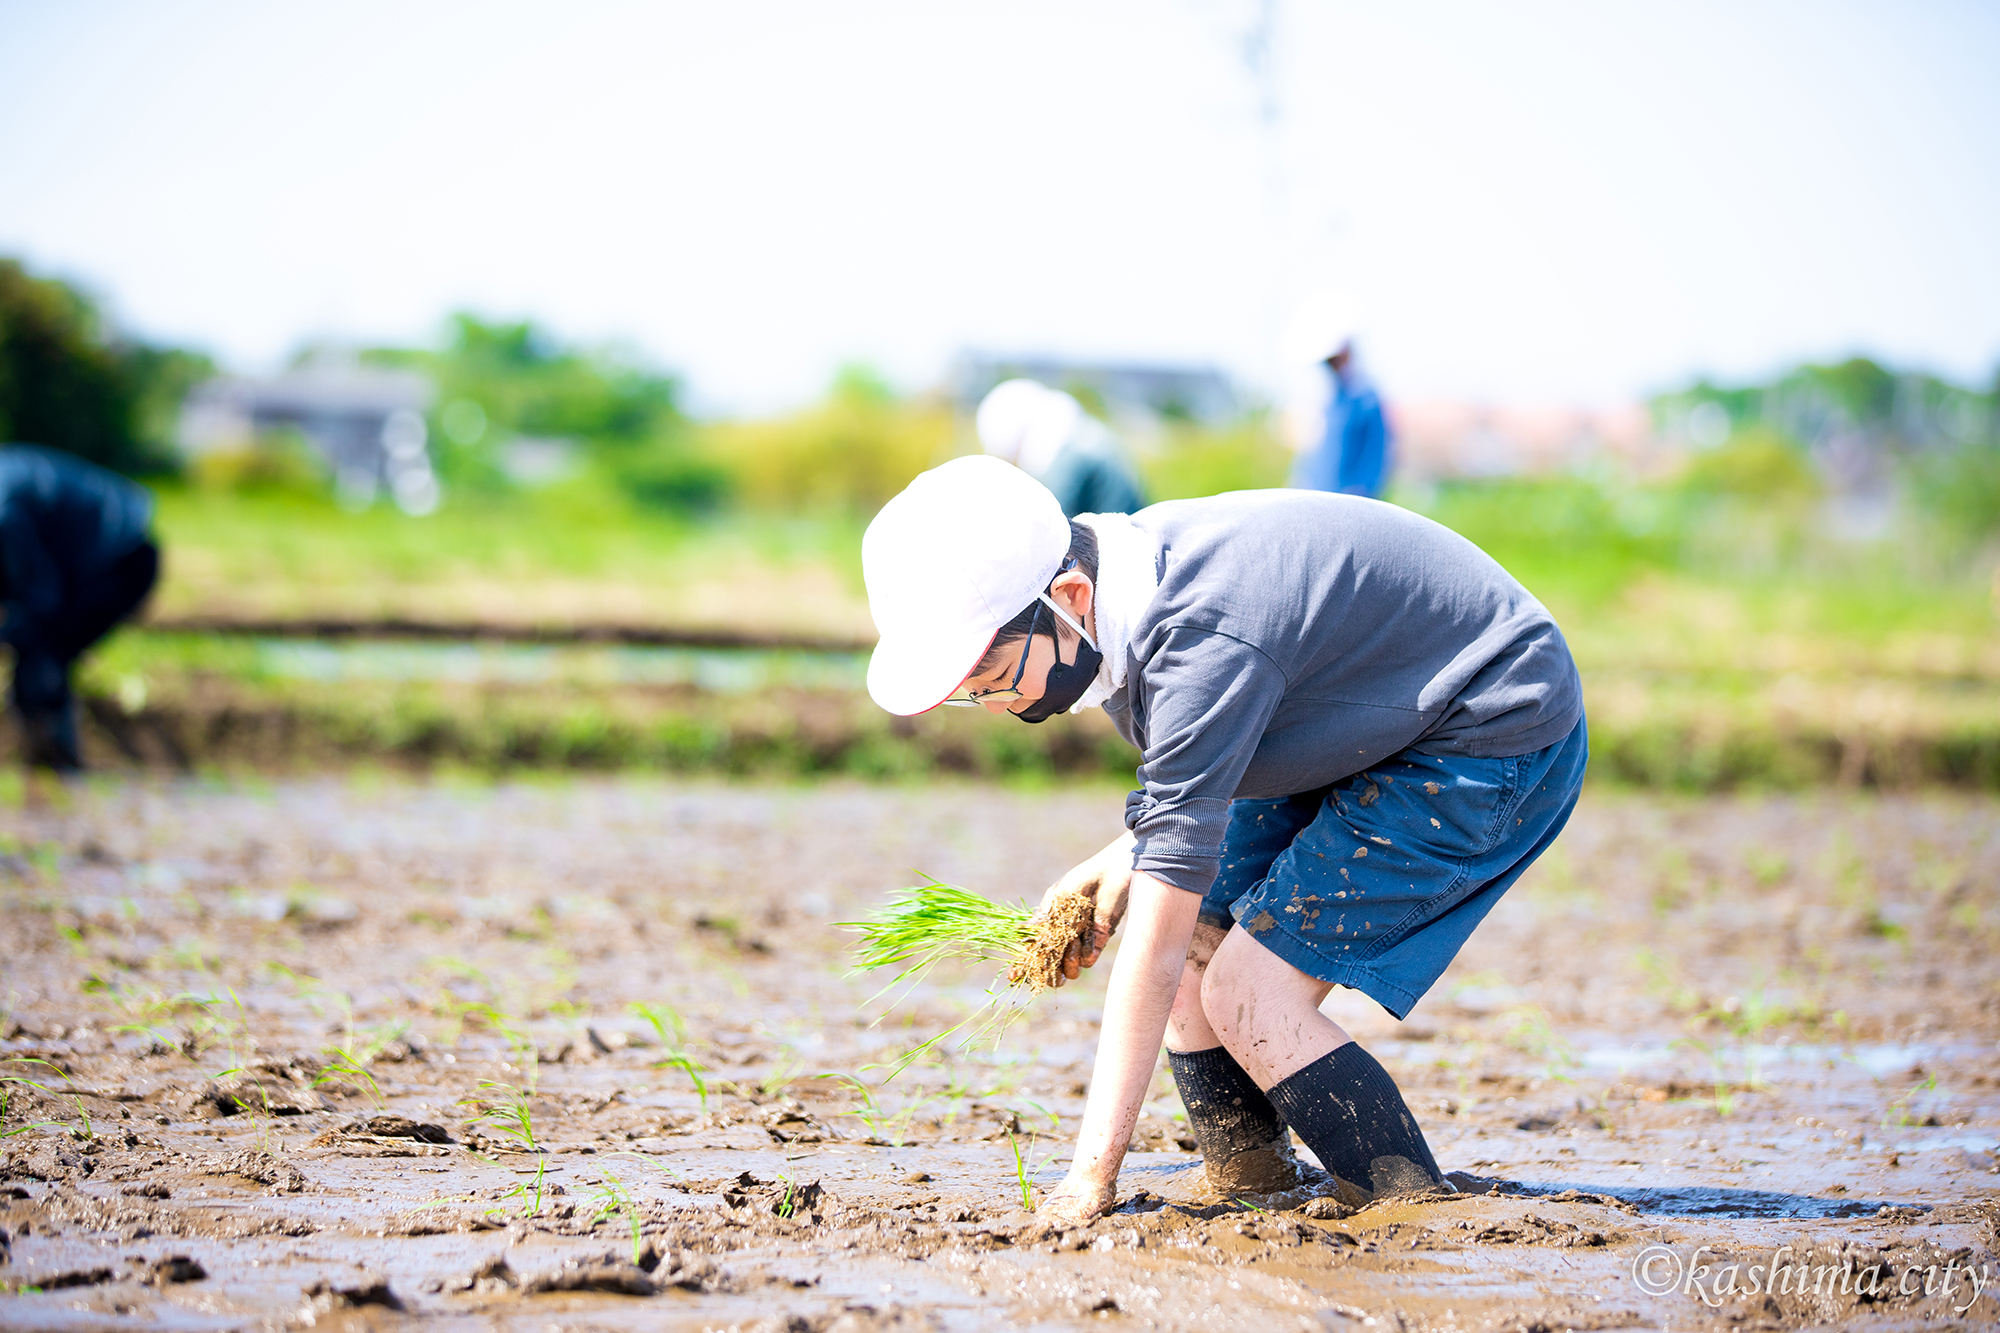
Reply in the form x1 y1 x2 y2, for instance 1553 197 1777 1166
1200 718 1588 1020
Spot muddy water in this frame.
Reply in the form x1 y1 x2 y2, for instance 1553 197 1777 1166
1 777 1995 1330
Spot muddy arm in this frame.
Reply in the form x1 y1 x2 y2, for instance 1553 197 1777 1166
1037 872 1199 1225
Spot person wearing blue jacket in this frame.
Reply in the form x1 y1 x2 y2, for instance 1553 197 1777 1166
1291 339 1392 498
0 445 160 771
1285 296 1393 498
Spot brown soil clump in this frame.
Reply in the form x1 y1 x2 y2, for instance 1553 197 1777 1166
1010 887 1098 993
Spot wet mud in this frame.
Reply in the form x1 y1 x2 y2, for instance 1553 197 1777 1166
0 776 1995 1330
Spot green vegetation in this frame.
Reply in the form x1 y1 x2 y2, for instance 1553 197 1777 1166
1881 1072 1941 1129
491 1157 548 1219
584 1165 647 1263
460 1079 540 1151
843 882 1037 990
0 258 209 476
368 313 723 512
8 270 1990 795
0 1057 94 1141
1007 1131 1061 1212
630 1001 710 1109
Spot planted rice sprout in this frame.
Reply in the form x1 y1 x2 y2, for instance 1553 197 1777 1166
843 880 1097 1076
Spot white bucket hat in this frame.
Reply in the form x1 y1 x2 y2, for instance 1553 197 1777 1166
862 454 1071 715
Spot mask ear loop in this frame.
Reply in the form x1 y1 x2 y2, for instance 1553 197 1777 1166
1036 591 1097 653
1034 554 1097 655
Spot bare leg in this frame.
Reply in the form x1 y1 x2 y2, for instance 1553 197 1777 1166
1164 920 1226 1053
1200 925 1351 1086
1202 926 1443 1205
1165 921 1301 1193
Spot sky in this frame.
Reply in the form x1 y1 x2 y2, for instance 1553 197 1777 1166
1 0 1996 414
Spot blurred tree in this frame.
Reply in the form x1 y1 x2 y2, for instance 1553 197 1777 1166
0 259 202 476
1805 357 1898 425
373 313 724 511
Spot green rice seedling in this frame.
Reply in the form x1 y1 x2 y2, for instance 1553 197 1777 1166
488 1156 547 1219
460 1080 540 1151
1 1066 66 1140
1670 1035 1738 1116
757 1050 802 1099
1500 1003 1581 1083
816 1072 891 1140
0 1059 93 1142
1882 1072 1940 1129
585 1167 646 1263
1006 1132 1060 1212
659 1054 707 1109
629 1001 707 1107
627 1001 686 1051
313 1055 385 1107
1013 1098 1062 1134
846 882 1036 985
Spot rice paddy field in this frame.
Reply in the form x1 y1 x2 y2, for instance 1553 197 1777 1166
0 774 1996 1330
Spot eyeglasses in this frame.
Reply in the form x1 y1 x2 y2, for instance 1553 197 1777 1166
940 602 1044 707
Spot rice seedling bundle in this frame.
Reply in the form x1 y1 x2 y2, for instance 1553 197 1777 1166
845 880 1097 996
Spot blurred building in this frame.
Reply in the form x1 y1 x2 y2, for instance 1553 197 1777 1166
950 354 1237 424
179 354 439 514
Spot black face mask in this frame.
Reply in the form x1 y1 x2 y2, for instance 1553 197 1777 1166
1014 625 1103 724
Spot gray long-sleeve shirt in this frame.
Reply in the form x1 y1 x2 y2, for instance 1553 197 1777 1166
1107 490 1583 895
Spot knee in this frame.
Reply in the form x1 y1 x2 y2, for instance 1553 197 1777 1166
1198 950 1246 1041
1169 961 1204 1024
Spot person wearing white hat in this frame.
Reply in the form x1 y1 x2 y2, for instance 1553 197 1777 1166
1285 295 1393 498
862 455 1585 1224
975 378 1145 519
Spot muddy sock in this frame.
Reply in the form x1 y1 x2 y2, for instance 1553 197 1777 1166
1265 1042 1444 1205
1167 1046 1300 1192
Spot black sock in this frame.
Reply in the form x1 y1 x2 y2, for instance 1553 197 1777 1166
1265 1043 1444 1201
1167 1046 1287 1158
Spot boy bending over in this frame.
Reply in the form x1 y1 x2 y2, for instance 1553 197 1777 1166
861 458 1585 1223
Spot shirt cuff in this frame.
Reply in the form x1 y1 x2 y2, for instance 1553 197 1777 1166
1131 850 1219 896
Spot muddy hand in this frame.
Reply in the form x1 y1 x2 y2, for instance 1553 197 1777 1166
1035 832 1135 986
1036 1172 1116 1227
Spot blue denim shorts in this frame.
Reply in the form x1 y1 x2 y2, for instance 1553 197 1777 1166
1200 718 1587 1020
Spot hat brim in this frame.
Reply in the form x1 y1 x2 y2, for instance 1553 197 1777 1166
866 620 1001 717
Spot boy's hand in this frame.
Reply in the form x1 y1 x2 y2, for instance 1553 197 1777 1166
1034 832 1136 985
1036 1169 1117 1226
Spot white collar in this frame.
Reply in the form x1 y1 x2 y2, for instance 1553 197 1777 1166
1067 512 1160 713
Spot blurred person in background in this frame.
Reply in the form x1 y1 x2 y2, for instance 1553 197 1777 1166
0 444 159 772
976 378 1147 517
1286 295 1393 498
